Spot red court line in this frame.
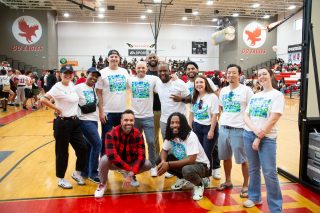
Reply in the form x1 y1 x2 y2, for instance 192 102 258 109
0 109 33 125
0 183 319 213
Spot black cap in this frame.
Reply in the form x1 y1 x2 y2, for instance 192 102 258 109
60 65 74 73
108 49 120 57
87 67 101 76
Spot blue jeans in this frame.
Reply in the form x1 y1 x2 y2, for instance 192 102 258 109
135 116 157 166
80 120 102 178
243 130 282 213
100 113 122 155
192 121 220 173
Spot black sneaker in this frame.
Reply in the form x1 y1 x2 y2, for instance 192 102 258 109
3 108 7 112
8 103 14 106
23 105 27 110
88 177 100 184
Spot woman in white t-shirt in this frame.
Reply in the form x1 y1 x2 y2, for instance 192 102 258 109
40 65 87 189
243 68 284 212
75 67 101 183
189 75 220 176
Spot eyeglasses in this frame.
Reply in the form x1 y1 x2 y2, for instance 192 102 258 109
198 99 203 110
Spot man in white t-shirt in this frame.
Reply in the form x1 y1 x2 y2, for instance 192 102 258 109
155 62 190 139
128 61 159 177
157 112 210 201
96 49 129 155
217 64 253 199
146 53 162 155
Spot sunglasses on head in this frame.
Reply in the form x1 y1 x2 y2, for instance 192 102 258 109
198 99 203 110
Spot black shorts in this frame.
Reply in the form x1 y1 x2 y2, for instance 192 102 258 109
0 90 9 99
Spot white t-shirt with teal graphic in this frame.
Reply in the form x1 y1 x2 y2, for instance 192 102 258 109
155 79 190 123
186 78 218 99
219 84 253 128
162 131 210 168
47 82 79 117
244 89 285 138
191 93 219 125
96 67 129 113
128 75 159 118
75 83 99 121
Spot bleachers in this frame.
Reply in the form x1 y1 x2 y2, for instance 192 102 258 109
0 55 41 75
275 72 300 86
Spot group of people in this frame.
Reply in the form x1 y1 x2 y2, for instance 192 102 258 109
40 49 285 212
0 68 41 111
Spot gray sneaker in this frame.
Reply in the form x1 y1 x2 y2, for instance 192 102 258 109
130 175 140 187
58 178 72 189
71 171 85 185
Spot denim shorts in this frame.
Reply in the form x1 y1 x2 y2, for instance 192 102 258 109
218 125 247 164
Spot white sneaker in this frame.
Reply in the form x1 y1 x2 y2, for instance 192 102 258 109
130 175 140 187
212 168 221 180
71 171 85 185
203 177 210 188
171 178 189 190
150 167 157 177
58 178 73 189
94 183 106 198
243 199 263 208
193 184 204 201
165 172 174 178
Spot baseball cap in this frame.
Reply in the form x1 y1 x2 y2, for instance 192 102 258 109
60 65 74 73
87 67 101 76
108 49 120 57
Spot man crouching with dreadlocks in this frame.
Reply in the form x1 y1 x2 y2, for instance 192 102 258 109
157 112 211 201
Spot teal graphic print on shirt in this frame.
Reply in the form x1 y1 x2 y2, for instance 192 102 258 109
132 81 150 98
170 141 187 160
221 91 241 113
192 103 209 120
189 86 194 98
108 75 126 92
249 97 271 118
83 90 94 104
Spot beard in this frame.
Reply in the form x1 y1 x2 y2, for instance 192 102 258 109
187 72 196 79
160 75 170 83
148 60 158 67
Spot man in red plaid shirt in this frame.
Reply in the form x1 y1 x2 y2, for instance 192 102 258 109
94 109 152 198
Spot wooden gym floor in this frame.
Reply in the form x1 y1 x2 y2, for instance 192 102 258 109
0 96 319 212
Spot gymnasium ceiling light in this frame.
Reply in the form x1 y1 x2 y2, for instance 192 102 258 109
252 3 260 8
288 5 296 10
206 1 213 6
263 15 270 19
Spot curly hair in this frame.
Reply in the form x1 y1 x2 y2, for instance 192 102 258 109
165 112 191 141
